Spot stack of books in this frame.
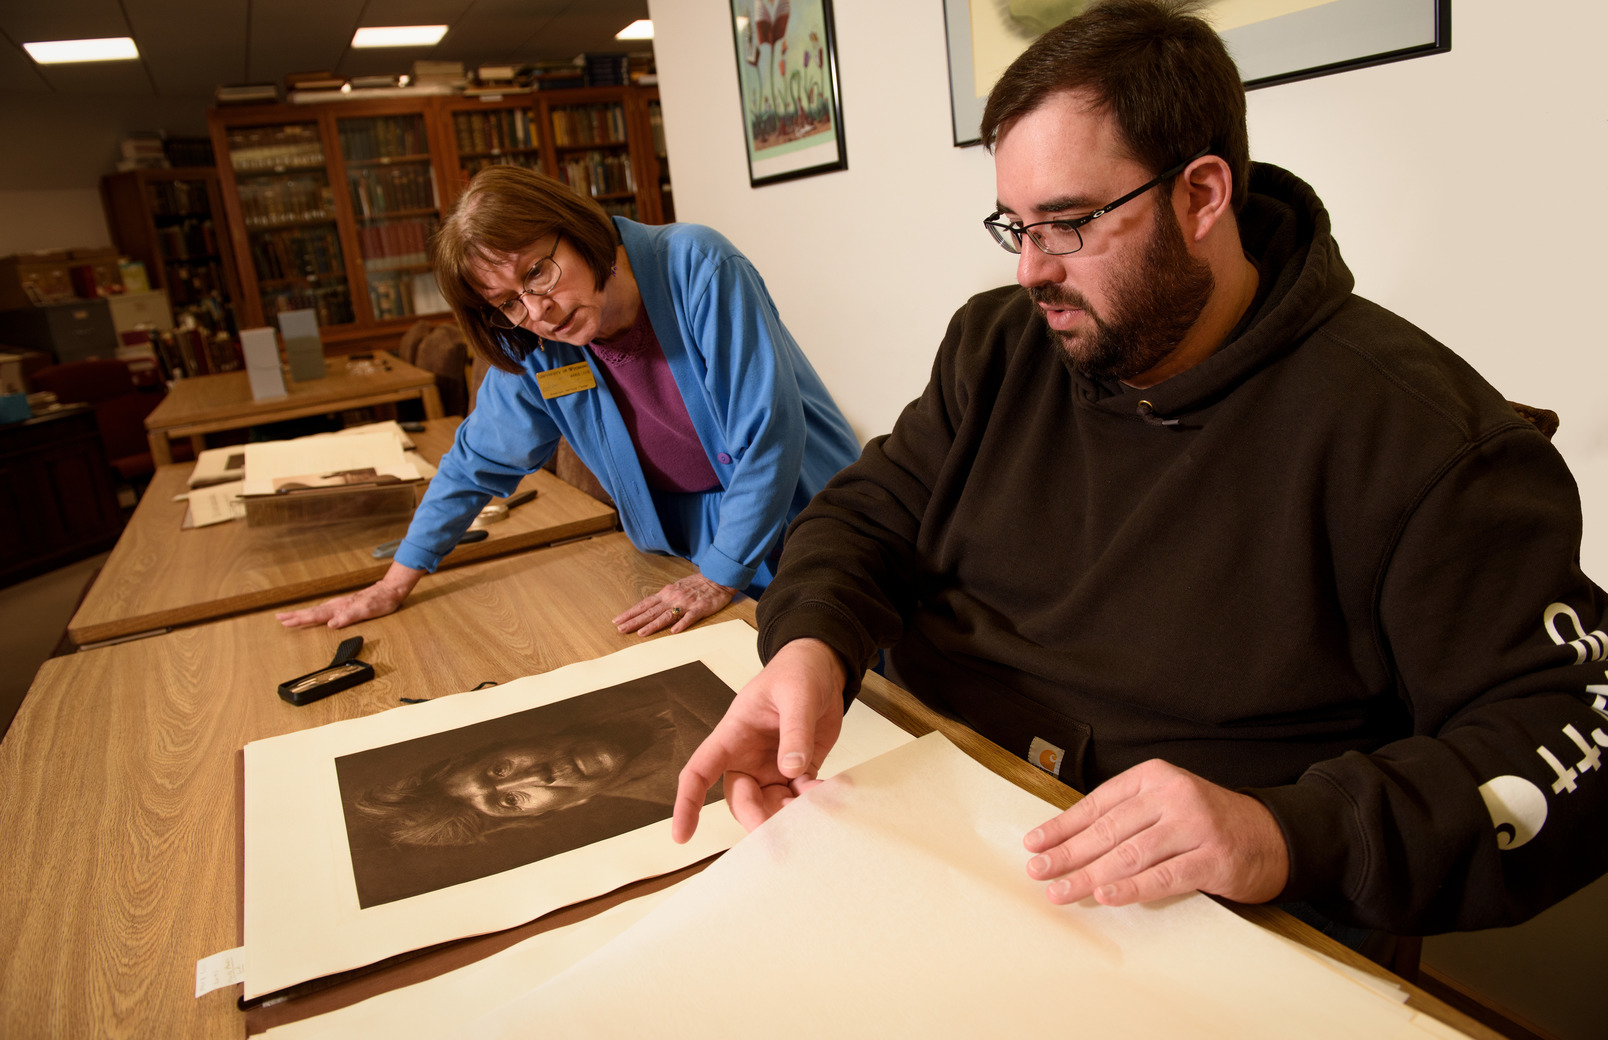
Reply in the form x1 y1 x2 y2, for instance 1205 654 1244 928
286 71 348 102
580 52 631 87
411 60 467 93
216 82 280 105
116 132 168 172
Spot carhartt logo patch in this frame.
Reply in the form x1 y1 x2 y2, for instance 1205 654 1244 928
1028 737 1064 777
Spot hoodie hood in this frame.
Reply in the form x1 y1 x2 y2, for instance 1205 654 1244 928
1076 162 1357 423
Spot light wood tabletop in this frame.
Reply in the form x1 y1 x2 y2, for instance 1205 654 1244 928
2 534 1499 1040
143 351 446 466
67 417 618 647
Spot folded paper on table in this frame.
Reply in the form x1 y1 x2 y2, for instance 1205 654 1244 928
241 431 421 498
186 479 245 527
457 733 1469 1040
259 889 676 1039
242 620 914 1000
191 421 422 490
240 430 427 526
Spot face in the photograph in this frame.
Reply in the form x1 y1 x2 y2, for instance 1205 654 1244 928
436 734 632 818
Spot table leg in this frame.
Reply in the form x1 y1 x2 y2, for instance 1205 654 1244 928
148 430 174 467
420 385 445 420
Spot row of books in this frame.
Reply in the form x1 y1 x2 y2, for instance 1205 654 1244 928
228 126 325 172
559 151 636 199
340 116 429 162
550 104 628 147
582 54 632 88
597 199 639 221
349 165 438 218
238 175 335 228
454 109 539 155
249 227 346 283
460 154 542 179
174 302 234 342
367 270 444 322
144 178 214 218
123 326 243 381
164 259 229 309
357 217 436 271
266 284 355 328
156 218 220 262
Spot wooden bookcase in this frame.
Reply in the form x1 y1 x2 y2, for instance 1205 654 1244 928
208 86 672 354
99 167 244 338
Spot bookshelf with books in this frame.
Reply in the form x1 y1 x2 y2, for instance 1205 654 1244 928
437 86 671 225
99 168 243 338
210 88 672 353
336 111 451 323
545 96 637 219
210 114 356 333
637 88 673 224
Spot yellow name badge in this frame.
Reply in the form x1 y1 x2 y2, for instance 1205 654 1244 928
535 362 597 400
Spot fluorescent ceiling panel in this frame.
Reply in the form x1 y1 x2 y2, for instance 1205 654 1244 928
351 25 447 48
615 19 652 40
23 37 140 63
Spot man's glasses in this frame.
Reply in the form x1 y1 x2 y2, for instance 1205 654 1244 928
486 235 563 329
983 146 1211 256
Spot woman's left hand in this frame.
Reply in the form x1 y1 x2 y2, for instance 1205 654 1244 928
614 574 738 636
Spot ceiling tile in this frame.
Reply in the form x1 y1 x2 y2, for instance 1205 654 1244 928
125 0 248 98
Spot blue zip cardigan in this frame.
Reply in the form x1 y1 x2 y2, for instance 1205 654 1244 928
394 218 859 594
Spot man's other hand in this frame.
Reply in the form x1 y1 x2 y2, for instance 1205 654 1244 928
1024 759 1289 907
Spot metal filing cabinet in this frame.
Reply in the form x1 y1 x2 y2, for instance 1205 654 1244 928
0 299 119 364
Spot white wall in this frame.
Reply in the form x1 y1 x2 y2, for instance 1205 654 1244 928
648 0 1607 579
0 92 208 256
0 190 112 255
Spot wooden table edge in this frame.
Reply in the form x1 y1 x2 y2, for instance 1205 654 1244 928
65 513 620 647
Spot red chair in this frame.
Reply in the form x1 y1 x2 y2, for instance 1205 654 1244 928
31 359 193 483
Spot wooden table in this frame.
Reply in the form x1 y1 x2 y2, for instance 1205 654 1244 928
144 352 445 466
67 418 618 646
0 534 1499 1040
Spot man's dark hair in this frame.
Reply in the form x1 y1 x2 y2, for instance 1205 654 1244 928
979 0 1250 212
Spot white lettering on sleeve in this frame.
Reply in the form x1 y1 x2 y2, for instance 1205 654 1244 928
1543 603 1608 666
1478 775 1548 850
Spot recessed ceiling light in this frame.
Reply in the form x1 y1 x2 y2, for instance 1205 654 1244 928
616 20 654 40
351 25 448 48
23 37 140 64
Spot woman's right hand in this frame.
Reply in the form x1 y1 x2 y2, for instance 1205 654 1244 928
276 562 424 629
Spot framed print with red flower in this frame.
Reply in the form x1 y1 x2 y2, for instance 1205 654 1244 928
729 0 848 187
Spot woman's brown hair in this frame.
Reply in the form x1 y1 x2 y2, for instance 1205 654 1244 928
431 166 619 373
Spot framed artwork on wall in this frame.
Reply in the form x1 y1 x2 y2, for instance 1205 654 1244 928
943 0 1451 147
729 0 848 186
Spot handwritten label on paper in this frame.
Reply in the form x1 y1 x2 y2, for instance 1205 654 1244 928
195 946 246 998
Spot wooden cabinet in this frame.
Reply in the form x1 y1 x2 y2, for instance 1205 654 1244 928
99 168 243 338
0 405 123 589
208 87 672 354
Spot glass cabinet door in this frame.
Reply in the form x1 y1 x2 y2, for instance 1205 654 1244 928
226 122 354 326
548 101 637 220
144 175 235 335
451 105 543 180
337 113 449 321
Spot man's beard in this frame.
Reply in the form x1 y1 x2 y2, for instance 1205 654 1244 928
1029 196 1214 382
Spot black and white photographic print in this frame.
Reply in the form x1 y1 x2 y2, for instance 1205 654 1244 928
337 661 733 907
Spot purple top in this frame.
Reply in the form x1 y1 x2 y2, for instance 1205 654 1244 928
590 303 720 493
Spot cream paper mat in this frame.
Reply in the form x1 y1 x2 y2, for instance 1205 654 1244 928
455 732 1469 1040
243 620 912 998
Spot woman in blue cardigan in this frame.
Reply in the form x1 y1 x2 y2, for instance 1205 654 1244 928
278 167 858 635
